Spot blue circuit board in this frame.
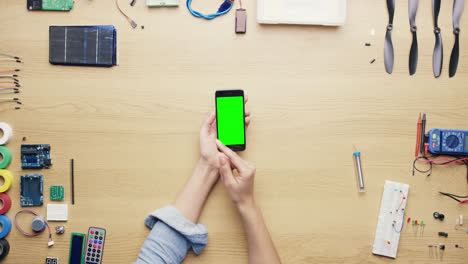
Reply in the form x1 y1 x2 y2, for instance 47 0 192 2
21 144 52 169
20 174 44 207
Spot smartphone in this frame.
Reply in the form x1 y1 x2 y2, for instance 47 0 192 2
215 90 246 151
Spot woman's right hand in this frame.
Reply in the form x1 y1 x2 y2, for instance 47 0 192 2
216 140 256 209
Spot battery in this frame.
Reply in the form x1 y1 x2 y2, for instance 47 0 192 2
235 9 247 34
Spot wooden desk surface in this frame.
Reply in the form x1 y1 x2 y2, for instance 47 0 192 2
1 0 468 263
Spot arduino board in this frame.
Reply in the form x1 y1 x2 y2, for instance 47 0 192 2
21 144 52 169
27 0 74 11
20 174 44 207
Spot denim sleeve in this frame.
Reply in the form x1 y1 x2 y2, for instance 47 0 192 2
133 206 208 264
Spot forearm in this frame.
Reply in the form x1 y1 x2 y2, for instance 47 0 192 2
238 201 281 264
173 159 218 223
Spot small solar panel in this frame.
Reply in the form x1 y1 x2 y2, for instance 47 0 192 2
49 26 117 67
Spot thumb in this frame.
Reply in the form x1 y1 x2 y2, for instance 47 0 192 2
219 155 235 186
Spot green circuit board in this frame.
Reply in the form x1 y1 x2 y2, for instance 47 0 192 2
50 185 64 200
42 0 74 11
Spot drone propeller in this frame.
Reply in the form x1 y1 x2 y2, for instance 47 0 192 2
432 0 443 78
449 0 464 78
384 0 395 74
409 0 418 75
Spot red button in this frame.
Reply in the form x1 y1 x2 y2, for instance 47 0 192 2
432 143 436 148
91 231 94 234
98 245 101 249
93 245 97 248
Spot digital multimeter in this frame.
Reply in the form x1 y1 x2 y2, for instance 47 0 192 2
428 128 468 155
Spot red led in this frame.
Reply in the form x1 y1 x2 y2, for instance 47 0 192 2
407 217 411 223
387 241 391 244
403 197 406 200
415 220 418 225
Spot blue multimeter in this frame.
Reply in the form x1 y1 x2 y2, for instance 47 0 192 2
428 129 468 155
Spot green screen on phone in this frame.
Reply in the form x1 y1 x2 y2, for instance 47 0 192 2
216 96 245 145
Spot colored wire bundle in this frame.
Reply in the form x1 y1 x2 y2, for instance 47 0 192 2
413 155 468 181
439 192 468 204
14 210 53 245
186 0 233 20
115 0 137 28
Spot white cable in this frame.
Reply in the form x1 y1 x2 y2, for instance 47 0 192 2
0 123 13 145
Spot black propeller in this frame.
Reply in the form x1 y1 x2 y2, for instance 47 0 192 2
409 0 418 75
432 0 443 78
449 0 464 78
384 0 395 74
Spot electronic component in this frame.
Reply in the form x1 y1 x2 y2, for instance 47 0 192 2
47 204 68 221
147 0 178 6
69 233 86 264
49 26 118 67
56 225 65 234
50 185 64 201
456 244 464 249
20 174 44 207
116 0 137 28
85 227 106 264
235 9 247 33
71 159 75 204
433 212 445 221
32 215 46 232
438 232 448 237
28 0 74 11
45 257 58 264
15 210 54 246
372 181 409 259
428 128 468 155
21 144 52 169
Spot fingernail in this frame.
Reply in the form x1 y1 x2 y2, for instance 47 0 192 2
216 139 221 145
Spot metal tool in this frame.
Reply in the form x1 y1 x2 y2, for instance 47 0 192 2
449 0 464 77
384 0 395 74
432 0 443 78
353 146 365 192
409 0 419 75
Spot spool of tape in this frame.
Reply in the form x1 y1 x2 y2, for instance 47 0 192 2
0 239 9 261
0 194 11 215
0 123 12 146
0 170 12 193
0 147 11 169
0 215 11 239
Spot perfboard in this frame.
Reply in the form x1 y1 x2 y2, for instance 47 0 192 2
21 144 52 169
20 174 44 207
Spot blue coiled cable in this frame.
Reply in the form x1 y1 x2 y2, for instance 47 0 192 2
186 0 233 20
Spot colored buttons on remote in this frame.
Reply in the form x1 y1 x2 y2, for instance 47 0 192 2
86 227 106 264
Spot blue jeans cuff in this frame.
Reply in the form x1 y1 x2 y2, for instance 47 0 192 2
144 205 208 255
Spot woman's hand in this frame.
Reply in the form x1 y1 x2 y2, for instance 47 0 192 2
199 96 250 168
216 140 256 209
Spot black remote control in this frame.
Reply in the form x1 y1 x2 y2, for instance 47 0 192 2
85 227 106 264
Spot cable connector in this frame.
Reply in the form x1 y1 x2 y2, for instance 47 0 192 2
218 0 233 13
48 240 55 247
